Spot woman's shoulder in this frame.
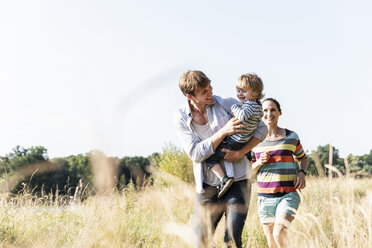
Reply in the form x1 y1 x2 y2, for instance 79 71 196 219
285 129 300 139
285 128 292 136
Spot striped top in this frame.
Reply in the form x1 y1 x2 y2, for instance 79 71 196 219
230 100 263 143
252 129 307 197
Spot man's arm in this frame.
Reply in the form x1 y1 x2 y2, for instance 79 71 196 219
173 112 246 163
222 136 262 162
211 117 245 151
222 120 268 162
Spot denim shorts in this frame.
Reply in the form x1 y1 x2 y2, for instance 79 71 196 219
257 192 301 224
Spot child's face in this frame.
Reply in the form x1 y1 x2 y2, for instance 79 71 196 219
236 87 255 102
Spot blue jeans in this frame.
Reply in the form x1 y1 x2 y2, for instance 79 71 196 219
194 179 252 248
205 136 246 168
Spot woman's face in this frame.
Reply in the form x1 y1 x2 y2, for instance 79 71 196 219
262 100 281 126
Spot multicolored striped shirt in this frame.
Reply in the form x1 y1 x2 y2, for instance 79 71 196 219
252 129 307 197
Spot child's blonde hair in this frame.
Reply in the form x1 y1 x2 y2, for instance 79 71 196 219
236 73 264 100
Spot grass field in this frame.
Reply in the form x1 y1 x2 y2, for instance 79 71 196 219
0 172 371 248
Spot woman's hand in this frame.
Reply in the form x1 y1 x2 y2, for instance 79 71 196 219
256 152 270 166
252 152 270 174
294 158 307 189
258 152 270 165
294 172 306 189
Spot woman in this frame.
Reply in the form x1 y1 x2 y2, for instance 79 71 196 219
252 98 308 248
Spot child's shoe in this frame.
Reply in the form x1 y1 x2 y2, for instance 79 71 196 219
217 176 234 198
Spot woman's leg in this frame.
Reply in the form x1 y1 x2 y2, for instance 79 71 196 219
273 213 294 248
258 195 279 248
272 192 300 247
262 223 277 248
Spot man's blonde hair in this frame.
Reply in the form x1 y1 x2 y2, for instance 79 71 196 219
179 70 211 96
236 73 264 100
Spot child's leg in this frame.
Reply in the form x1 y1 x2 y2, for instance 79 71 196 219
224 161 234 178
211 163 234 198
211 163 225 180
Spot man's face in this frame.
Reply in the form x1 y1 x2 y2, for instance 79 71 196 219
188 83 214 106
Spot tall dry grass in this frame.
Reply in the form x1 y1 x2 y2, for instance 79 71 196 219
0 173 371 247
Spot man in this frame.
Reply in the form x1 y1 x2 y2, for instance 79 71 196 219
173 70 268 247
73 178 90 203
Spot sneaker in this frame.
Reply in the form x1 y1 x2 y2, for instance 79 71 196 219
217 176 234 198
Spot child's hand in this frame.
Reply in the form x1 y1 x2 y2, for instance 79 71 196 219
259 152 270 165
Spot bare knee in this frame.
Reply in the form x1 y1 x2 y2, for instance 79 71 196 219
273 224 287 246
262 223 277 248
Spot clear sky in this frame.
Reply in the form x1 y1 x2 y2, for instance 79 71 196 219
0 0 371 159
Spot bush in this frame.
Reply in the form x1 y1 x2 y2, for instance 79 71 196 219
156 143 194 183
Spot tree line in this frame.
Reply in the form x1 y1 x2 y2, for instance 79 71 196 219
0 144 371 196
0 145 158 195
157 143 372 181
307 144 372 177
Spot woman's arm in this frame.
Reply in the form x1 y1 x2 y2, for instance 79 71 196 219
294 157 308 189
252 152 270 174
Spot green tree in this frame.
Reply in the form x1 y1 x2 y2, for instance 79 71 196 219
30 158 70 194
2 146 48 174
362 150 372 174
306 153 318 175
310 144 345 175
0 146 66 193
156 143 194 183
349 150 372 174
363 150 372 165
118 156 150 188
66 154 92 187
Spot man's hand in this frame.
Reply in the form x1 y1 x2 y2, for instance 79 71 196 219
221 148 242 162
294 172 306 189
221 117 247 136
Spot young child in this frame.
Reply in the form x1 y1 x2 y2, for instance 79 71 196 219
205 73 264 198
